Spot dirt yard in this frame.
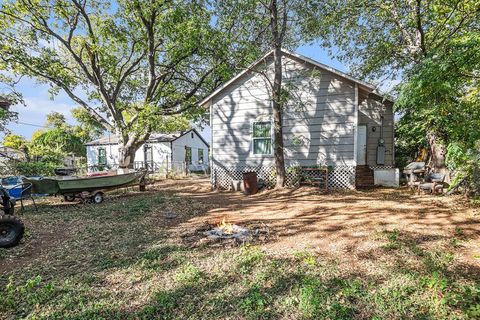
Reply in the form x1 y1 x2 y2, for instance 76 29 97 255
1 178 479 319
156 179 480 266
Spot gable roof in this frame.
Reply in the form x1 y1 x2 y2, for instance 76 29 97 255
173 128 210 148
85 128 209 147
199 49 392 106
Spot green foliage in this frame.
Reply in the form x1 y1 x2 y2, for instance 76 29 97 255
174 263 202 285
2 133 27 152
297 277 358 319
1 276 56 312
0 0 245 165
11 161 58 176
0 107 16 133
445 142 480 193
29 127 85 162
71 107 104 142
239 285 269 318
236 245 265 274
304 0 480 79
45 112 67 129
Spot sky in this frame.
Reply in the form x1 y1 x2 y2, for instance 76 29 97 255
2 43 382 141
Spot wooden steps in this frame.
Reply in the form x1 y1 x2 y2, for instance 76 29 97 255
356 165 374 188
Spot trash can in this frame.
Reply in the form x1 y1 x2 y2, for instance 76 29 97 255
242 172 258 195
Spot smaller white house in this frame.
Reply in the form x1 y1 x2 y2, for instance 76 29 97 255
85 129 209 173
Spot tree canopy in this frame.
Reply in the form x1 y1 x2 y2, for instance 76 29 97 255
0 0 241 166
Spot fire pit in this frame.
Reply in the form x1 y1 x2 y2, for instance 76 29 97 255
203 218 250 241
181 219 273 248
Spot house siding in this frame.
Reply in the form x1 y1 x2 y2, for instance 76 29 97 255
85 130 209 172
171 131 210 170
358 89 395 167
211 55 357 188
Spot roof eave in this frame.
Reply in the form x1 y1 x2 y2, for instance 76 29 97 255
199 49 394 106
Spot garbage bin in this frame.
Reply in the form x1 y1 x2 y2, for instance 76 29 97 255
242 172 258 195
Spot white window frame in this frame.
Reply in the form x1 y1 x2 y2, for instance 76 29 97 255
251 120 274 156
198 148 204 164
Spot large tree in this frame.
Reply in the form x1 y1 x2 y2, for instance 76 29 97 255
0 0 237 167
216 0 314 187
0 95 17 133
305 0 480 171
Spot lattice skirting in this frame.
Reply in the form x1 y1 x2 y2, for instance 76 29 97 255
369 165 394 170
212 165 356 190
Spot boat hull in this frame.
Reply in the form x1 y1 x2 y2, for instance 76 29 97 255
57 171 145 194
27 171 146 195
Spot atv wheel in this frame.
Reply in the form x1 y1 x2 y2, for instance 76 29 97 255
0 215 25 248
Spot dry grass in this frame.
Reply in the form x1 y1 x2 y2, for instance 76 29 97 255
0 177 479 319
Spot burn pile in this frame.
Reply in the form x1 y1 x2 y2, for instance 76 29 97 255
203 218 250 241
183 218 273 247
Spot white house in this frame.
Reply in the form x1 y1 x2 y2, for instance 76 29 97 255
85 129 209 173
200 50 397 189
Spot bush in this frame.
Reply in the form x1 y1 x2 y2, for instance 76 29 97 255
446 141 480 195
11 161 58 177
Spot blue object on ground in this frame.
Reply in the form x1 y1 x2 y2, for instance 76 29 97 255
7 186 22 199
1 176 22 186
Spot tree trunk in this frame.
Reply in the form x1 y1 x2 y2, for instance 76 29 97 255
427 132 449 180
118 141 138 169
271 0 286 188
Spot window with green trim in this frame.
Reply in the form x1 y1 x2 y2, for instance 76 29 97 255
252 121 272 155
98 148 107 165
198 149 204 164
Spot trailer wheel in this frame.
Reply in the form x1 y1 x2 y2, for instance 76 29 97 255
91 192 104 204
0 215 25 248
64 194 76 202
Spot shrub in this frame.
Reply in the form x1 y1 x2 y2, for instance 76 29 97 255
12 161 59 176
446 141 480 196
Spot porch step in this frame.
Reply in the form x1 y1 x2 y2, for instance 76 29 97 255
356 165 374 188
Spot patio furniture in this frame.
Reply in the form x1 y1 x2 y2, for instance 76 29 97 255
10 182 37 212
417 173 446 194
403 162 427 190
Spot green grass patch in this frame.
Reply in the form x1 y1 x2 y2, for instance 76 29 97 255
0 190 478 319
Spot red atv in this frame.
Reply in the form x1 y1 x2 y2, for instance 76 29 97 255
0 186 24 248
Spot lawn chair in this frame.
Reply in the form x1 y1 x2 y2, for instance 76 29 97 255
10 182 38 212
403 162 427 191
417 173 446 195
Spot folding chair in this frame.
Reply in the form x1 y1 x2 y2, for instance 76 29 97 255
11 182 38 212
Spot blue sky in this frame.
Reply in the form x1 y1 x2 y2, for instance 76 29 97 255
3 44 365 140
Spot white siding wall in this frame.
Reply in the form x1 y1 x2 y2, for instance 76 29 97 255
86 144 119 168
211 55 356 169
137 142 171 165
86 132 209 171
171 131 209 170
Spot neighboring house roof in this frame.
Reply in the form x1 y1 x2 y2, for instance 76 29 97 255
0 96 11 110
199 49 393 106
85 129 209 147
